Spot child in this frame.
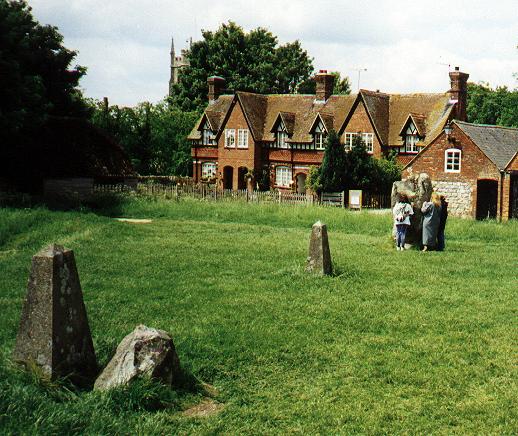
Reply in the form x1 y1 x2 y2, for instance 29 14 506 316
392 193 414 250
421 192 442 251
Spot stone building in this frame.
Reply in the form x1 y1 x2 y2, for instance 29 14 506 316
187 68 469 193
169 37 190 96
403 121 518 220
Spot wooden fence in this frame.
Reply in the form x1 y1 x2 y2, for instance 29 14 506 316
92 183 389 209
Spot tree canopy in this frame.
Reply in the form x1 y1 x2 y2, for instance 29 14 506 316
467 82 518 128
0 0 90 141
89 100 198 176
169 22 314 111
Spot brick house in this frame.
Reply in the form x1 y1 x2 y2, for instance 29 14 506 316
188 68 469 193
403 120 518 220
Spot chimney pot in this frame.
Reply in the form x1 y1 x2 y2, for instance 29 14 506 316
315 71 335 102
449 68 469 121
207 76 226 103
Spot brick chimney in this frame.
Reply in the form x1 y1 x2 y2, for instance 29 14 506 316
208 76 226 103
449 67 469 121
315 70 335 103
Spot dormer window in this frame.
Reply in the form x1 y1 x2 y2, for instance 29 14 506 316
405 122 420 153
201 121 216 145
313 120 326 150
276 124 288 149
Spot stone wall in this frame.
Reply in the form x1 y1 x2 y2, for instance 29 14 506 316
432 181 472 217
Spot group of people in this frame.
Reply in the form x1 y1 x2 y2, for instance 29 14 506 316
392 192 448 251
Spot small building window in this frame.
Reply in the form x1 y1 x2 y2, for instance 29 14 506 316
344 132 355 151
405 123 420 153
445 148 461 173
313 120 327 150
202 121 216 145
275 166 292 187
224 129 235 147
237 129 249 148
276 124 288 148
362 133 374 154
201 162 216 179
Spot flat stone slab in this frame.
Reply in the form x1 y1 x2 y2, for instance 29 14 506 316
114 218 153 224
13 244 97 383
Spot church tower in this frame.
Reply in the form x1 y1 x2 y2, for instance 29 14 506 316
169 37 191 97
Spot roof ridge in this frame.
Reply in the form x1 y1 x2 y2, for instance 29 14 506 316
455 120 518 131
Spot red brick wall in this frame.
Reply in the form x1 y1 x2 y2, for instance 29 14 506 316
403 125 501 218
341 101 382 158
216 101 257 190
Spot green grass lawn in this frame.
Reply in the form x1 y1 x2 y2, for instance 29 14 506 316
0 198 517 434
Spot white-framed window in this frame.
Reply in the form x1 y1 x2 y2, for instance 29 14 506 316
201 162 217 179
275 166 292 187
313 120 326 150
344 132 356 151
405 123 420 153
445 148 461 173
362 133 374 154
237 129 249 148
201 121 216 146
276 124 288 148
224 129 236 148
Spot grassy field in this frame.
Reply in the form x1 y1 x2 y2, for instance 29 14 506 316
0 197 517 434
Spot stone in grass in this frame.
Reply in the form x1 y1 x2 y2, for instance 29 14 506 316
306 221 332 275
12 244 97 383
94 325 181 391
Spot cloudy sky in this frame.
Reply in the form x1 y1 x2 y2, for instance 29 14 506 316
29 0 517 107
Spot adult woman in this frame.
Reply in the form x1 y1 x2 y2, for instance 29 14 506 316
392 193 414 251
421 192 442 251
437 195 448 251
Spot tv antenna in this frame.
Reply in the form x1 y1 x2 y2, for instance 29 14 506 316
353 67 367 91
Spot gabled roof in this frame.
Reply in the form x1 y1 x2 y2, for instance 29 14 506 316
454 121 518 170
360 90 390 145
388 93 454 147
187 95 234 140
398 113 427 137
189 88 454 147
269 111 296 135
309 112 334 133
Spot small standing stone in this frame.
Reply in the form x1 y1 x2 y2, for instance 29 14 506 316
12 244 97 382
94 324 181 391
306 221 332 275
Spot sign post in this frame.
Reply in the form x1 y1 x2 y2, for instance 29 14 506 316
349 189 362 210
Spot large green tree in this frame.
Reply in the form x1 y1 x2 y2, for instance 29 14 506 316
169 22 314 111
89 100 198 176
467 82 518 128
319 130 348 192
0 0 89 140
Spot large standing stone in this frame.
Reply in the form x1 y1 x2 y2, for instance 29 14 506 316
94 325 181 391
12 244 97 382
391 173 433 245
306 221 332 275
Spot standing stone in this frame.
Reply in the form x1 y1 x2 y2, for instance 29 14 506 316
12 244 97 382
94 325 181 391
306 221 332 275
391 173 433 246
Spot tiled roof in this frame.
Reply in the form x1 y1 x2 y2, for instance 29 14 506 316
455 121 518 170
388 93 454 147
360 90 390 145
190 90 454 147
187 95 234 140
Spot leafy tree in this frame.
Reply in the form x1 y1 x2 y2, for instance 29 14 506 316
467 82 518 128
169 22 314 111
89 100 198 176
0 0 89 141
319 130 347 192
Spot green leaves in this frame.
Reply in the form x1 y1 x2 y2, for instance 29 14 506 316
169 22 314 112
467 82 518 127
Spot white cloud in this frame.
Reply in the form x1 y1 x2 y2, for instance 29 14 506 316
28 0 518 105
